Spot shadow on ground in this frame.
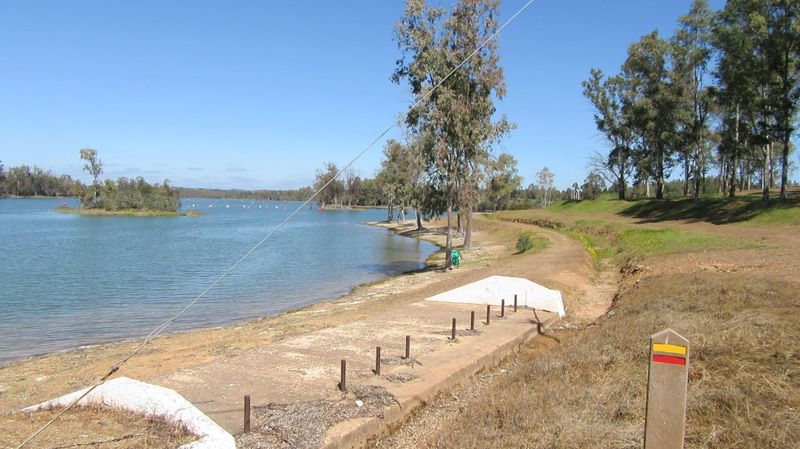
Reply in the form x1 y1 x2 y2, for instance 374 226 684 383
617 192 800 225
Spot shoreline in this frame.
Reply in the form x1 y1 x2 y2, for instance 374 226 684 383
55 207 199 217
0 219 440 367
0 218 499 416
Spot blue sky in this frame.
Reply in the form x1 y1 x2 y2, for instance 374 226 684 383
0 0 725 190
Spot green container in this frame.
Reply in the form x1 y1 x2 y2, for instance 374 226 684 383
450 249 461 267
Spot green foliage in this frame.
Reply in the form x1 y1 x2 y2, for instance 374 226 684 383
487 153 522 211
394 0 511 262
0 164 82 197
584 0 799 202
313 162 344 208
515 231 534 253
83 177 181 212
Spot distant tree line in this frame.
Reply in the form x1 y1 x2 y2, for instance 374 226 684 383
0 151 181 212
176 187 314 201
583 0 798 202
0 161 82 197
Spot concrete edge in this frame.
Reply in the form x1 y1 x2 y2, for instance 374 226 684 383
322 314 558 449
21 377 235 449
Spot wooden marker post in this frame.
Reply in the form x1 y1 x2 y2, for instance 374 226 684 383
375 346 381 376
486 305 491 325
644 329 690 449
514 294 518 312
501 299 505 317
405 335 411 359
243 395 251 433
470 311 475 330
451 318 456 340
339 359 347 392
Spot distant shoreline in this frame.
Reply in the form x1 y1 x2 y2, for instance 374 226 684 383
56 207 200 217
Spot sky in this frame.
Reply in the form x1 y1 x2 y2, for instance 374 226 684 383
0 0 726 190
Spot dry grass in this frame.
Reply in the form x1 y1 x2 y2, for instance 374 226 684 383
406 251 799 449
0 406 195 449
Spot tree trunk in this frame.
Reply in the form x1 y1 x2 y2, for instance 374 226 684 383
415 208 423 231
655 142 665 200
769 142 775 188
762 144 771 202
387 203 393 222
463 207 473 250
729 105 740 198
683 155 690 197
780 133 789 201
692 147 701 200
445 203 453 269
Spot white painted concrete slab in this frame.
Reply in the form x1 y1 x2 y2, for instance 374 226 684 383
425 275 566 317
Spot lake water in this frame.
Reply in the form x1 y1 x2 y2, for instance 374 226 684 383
0 198 437 362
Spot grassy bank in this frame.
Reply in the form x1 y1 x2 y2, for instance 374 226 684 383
400 198 798 449
57 207 201 217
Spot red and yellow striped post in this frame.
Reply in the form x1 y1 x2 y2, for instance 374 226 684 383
644 329 690 449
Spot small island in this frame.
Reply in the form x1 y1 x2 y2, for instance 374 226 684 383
57 148 196 217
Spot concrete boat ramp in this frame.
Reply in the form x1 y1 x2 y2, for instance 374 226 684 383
153 295 557 447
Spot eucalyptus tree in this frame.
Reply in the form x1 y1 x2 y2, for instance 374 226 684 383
713 0 772 198
394 0 511 266
376 139 411 221
623 31 680 200
535 167 555 208
487 152 522 211
765 0 799 201
672 0 714 199
313 162 343 208
79 147 103 207
583 69 635 199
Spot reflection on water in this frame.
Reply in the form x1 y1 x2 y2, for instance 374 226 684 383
0 198 437 362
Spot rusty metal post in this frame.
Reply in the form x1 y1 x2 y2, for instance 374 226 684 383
405 335 410 359
243 395 251 433
644 329 690 449
514 294 518 312
375 346 381 376
501 299 505 317
339 359 347 391
532 308 542 334
486 305 491 325
451 318 456 340
470 311 475 330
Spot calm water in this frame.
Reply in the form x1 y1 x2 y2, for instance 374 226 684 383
0 198 436 362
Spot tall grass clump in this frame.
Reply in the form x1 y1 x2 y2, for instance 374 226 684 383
516 231 536 253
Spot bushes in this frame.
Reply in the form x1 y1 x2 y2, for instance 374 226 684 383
516 231 535 253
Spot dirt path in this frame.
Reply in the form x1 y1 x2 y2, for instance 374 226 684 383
2 217 616 449
152 222 610 438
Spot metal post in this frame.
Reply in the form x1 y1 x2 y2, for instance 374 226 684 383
375 346 381 375
243 395 251 433
486 305 491 325
514 294 518 312
339 359 347 391
501 299 505 317
405 335 411 359
470 311 475 330
451 318 456 340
